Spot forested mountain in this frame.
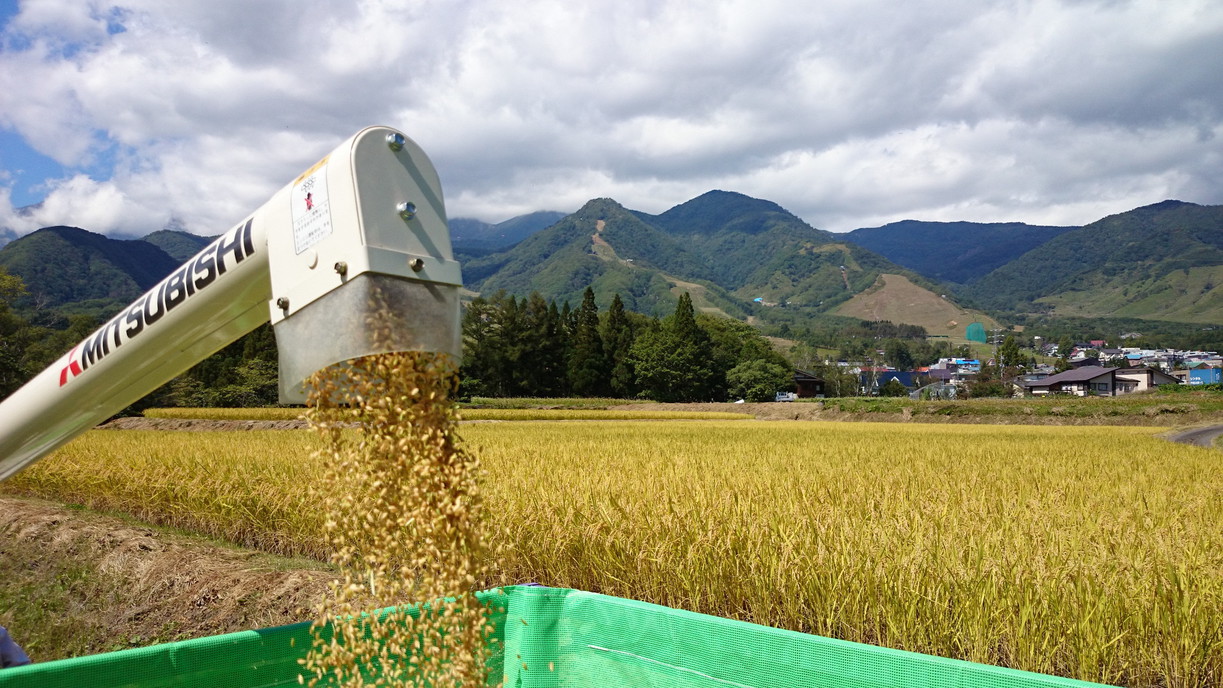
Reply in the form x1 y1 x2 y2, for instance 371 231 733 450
141 229 214 261
465 191 934 320
449 210 567 252
3 197 1221 346
0 226 184 319
844 220 1074 284
641 191 922 308
464 198 711 316
962 201 1223 323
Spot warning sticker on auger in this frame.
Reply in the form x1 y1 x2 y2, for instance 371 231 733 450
292 158 333 254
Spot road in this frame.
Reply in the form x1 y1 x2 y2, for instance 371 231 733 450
1166 424 1223 448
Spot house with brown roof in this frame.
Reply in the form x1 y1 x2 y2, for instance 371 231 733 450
1023 366 1119 397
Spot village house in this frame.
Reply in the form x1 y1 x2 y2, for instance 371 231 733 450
1024 366 1119 397
1115 367 1179 393
928 358 980 381
792 369 826 398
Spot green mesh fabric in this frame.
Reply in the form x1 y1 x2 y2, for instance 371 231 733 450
499 586 1115 688
0 586 1114 688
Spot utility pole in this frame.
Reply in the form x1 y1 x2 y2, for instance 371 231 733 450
991 327 1004 372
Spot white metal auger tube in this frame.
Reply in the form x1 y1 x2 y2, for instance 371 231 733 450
0 126 462 481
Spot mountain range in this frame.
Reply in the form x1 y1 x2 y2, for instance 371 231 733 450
2 195 1220 341
450 211 567 252
843 220 1075 284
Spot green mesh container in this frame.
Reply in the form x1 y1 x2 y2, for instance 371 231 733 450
0 585 1115 687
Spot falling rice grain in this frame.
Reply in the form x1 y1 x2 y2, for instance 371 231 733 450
300 350 496 687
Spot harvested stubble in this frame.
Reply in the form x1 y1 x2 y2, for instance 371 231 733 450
5 421 1221 687
299 351 496 687
144 407 305 420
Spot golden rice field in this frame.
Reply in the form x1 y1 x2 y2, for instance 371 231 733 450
142 407 752 421
4 421 1221 687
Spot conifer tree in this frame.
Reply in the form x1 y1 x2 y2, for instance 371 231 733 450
629 292 714 402
602 293 636 397
522 292 566 396
548 300 571 396
567 287 608 396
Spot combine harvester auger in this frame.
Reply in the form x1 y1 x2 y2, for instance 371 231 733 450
0 129 1113 688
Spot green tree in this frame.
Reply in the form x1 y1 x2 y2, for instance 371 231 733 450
997 334 1025 379
459 291 530 397
567 287 608 396
629 294 715 402
0 269 30 398
963 366 1009 398
878 378 909 397
727 359 791 402
521 292 567 397
1056 335 1075 358
628 324 695 402
459 294 499 397
699 313 788 401
601 294 636 398
883 339 915 370
209 359 280 407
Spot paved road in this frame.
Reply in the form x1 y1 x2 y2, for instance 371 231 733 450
1166 424 1223 448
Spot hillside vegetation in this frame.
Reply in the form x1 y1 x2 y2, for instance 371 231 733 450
139 229 213 261
0 226 182 318
845 220 1073 284
965 200 1223 323
467 191 933 320
449 210 566 251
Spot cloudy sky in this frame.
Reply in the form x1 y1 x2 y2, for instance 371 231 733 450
1 0 1220 239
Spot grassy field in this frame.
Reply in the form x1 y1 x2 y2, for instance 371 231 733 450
4 421 1221 687
833 273 999 341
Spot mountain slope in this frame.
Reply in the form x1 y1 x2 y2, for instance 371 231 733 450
450 211 567 251
141 230 214 262
0 226 182 317
844 220 1074 284
835 274 999 339
964 200 1223 323
645 190 933 310
467 191 946 325
466 198 714 315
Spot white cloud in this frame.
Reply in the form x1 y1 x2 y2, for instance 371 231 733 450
0 0 1220 238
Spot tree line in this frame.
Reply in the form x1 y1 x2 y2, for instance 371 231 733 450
461 288 794 402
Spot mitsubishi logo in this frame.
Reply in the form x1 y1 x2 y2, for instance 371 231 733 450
58 346 83 387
